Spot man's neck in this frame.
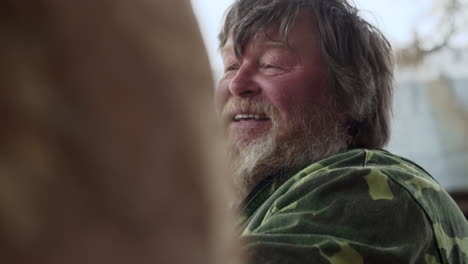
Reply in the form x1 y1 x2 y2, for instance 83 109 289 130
234 165 306 210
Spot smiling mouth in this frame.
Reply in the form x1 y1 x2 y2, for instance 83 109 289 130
233 114 270 122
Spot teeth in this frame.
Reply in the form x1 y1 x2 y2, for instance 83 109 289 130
234 114 267 121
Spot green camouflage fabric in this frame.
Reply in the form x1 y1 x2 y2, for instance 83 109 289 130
238 149 468 264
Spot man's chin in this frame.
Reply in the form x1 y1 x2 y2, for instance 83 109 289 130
228 133 282 199
228 134 269 154
228 129 349 202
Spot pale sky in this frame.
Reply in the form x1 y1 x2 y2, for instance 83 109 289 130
191 0 429 71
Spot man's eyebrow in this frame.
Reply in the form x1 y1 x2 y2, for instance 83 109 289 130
263 41 289 50
220 41 291 55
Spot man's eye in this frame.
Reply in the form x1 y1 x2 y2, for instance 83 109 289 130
225 65 239 72
261 63 281 69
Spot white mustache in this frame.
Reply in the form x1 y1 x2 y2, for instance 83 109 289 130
221 98 278 125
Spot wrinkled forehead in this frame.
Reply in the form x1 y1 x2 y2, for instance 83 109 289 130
220 32 292 57
221 21 290 55
221 12 320 58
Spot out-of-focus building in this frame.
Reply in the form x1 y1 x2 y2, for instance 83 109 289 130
388 47 468 192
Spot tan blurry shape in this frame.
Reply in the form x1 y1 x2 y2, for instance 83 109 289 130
0 0 236 263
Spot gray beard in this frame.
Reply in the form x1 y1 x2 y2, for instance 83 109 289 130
229 107 349 202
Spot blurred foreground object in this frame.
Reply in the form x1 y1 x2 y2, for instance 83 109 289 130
0 1 237 263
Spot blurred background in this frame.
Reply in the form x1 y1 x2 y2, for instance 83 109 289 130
191 0 468 216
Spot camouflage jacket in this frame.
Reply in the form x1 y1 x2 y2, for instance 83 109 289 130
238 149 468 263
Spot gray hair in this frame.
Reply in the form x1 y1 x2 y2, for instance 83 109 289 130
219 0 394 149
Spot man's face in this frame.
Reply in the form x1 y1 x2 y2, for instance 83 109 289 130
216 13 346 196
217 14 329 147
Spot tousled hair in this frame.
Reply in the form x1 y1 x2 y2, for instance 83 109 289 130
219 0 394 149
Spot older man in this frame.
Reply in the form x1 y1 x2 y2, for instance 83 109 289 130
216 0 468 263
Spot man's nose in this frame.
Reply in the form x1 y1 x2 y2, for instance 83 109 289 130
228 65 260 97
